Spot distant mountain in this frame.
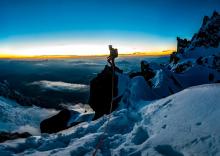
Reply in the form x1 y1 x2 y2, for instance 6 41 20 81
0 80 36 106
130 10 220 99
131 50 174 56
171 11 220 61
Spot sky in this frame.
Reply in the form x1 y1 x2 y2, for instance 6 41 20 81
0 0 220 56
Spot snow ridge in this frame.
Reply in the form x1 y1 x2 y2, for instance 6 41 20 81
1 84 220 156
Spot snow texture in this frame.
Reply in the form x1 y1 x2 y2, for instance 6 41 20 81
0 83 219 156
0 97 58 135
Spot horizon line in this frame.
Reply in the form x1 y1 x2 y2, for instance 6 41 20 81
0 50 174 60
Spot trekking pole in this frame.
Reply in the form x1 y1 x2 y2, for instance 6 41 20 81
92 65 115 156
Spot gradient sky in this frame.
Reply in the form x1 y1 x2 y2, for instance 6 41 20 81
1 0 220 56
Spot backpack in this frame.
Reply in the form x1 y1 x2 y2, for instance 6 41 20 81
112 49 118 58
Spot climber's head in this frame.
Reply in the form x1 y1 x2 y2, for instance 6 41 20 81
108 45 113 50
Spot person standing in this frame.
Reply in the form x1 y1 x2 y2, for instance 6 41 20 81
107 45 118 68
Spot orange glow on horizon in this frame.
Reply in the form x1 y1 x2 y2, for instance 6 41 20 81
0 35 176 59
0 35 176 58
0 50 174 59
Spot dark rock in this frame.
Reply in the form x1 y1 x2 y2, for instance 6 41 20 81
196 57 204 65
212 11 219 19
169 52 180 64
141 61 156 87
176 37 191 53
0 132 31 143
89 65 122 120
215 80 220 83
40 108 95 133
141 61 155 79
196 55 220 70
40 109 71 134
202 16 209 26
197 31 207 39
174 61 192 73
209 73 214 81
190 11 220 48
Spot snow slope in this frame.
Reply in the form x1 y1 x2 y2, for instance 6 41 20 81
1 83 219 156
0 97 58 135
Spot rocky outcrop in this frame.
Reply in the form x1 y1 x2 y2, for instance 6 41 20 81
40 109 71 134
176 37 191 53
0 132 31 143
190 11 220 49
40 108 95 134
141 61 156 87
196 55 220 71
169 52 180 64
40 65 123 133
191 11 220 48
89 65 122 120
130 11 220 100
170 11 220 64
173 61 193 73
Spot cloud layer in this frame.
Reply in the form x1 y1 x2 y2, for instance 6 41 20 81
29 80 89 92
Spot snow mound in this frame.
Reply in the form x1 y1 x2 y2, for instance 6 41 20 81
0 97 58 135
1 84 220 156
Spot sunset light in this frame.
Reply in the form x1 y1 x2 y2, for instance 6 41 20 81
0 36 176 58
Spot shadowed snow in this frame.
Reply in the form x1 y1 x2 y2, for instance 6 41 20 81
0 97 58 135
0 84 220 156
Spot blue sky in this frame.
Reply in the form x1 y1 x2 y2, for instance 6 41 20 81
1 0 220 55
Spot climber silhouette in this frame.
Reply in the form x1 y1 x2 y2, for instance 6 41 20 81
107 45 118 68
